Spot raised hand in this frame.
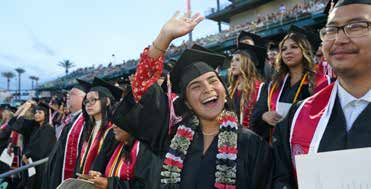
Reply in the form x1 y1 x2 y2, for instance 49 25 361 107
161 11 204 41
150 11 204 58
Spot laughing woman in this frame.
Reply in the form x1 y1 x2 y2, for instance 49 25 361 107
112 11 273 189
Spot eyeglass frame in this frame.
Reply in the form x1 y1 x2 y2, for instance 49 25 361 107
320 21 371 41
83 98 100 106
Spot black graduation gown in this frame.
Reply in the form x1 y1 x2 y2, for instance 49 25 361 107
272 96 371 189
11 117 56 189
250 78 310 142
41 112 83 189
92 139 162 189
73 125 117 176
113 84 274 189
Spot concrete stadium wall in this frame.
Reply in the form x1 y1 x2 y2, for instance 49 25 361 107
230 0 305 26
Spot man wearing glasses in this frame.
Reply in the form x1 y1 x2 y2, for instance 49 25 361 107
272 0 371 188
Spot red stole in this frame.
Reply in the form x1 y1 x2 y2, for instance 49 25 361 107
105 140 139 180
290 83 335 169
268 73 331 111
1 123 7 132
241 81 264 128
62 113 85 180
79 122 112 174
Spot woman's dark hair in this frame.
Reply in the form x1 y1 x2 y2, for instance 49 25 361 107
81 90 113 143
34 106 49 125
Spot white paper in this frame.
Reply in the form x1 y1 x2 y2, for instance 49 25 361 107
28 158 36 177
276 102 292 119
295 147 371 189
0 149 14 166
57 178 95 189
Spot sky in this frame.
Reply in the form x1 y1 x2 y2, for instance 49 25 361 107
0 0 230 91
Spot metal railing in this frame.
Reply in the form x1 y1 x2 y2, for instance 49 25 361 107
0 157 48 179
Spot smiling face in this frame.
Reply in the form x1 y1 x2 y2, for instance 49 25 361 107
322 4 371 79
281 38 304 68
185 71 226 121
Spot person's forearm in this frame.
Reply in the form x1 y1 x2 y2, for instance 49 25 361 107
148 31 173 58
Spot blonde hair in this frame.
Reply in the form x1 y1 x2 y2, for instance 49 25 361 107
273 33 316 94
228 53 262 105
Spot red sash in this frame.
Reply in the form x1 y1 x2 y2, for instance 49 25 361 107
268 73 331 111
105 140 139 180
79 122 112 174
62 113 85 180
290 83 335 168
241 81 264 128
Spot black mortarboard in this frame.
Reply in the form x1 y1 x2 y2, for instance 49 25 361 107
117 76 131 85
90 77 123 101
3 104 17 113
233 43 267 72
170 48 226 94
35 102 50 114
74 79 91 93
191 44 218 54
267 42 279 51
288 25 322 51
237 31 264 48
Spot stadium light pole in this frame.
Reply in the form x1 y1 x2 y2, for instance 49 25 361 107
187 0 193 47
217 0 222 33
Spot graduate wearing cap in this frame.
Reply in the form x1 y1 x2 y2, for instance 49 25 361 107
41 79 91 189
228 43 265 129
74 77 122 177
264 42 279 82
86 91 161 189
9 101 56 189
250 26 332 143
112 11 273 189
272 0 371 188
236 30 265 48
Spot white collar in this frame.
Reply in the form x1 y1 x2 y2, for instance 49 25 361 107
337 81 371 109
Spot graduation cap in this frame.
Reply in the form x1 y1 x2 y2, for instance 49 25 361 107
237 31 265 48
2 104 17 113
287 25 322 52
90 77 123 101
117 76 131 85
170 48 226 94
35 102 50 115
267 42 279 51
74 79 91 93
233 43 267 72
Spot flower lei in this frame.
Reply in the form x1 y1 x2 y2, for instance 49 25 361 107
160 110 238 189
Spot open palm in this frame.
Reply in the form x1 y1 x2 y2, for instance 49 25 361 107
161 11 204 40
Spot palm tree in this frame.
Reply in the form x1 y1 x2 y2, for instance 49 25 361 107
1 72 15 90
58 59 75 76
34 77 39 88
15 68 25 100
29 76 37 89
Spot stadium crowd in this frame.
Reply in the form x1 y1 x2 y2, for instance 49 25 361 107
0 0 370 189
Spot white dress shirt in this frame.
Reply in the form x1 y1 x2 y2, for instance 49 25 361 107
337 82 371 132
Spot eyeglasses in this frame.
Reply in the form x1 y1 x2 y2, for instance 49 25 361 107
83 98 100 106
320 21 371 41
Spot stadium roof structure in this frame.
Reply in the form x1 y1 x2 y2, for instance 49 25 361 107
206 0 273 23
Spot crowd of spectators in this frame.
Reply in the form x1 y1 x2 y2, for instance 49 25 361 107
39 0 327 90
